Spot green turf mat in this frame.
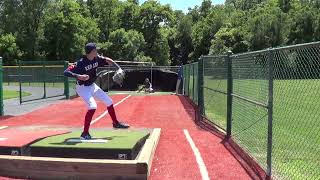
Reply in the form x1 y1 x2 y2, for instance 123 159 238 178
30 129 150 159
31 129 149 149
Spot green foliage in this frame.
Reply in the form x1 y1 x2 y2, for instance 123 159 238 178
118 0 139 30
191 6 227 60
0 33 21 65
209 27 249 54
287 4 317 44
247 1 287 50
1 0 319 65
41 0 100 61
172 15 194 64
102 28 146 61
225 0 268 10
87 0 121 41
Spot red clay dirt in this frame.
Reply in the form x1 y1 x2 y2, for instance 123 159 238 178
0 94 253 180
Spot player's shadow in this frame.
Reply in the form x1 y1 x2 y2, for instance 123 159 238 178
50 136 126 145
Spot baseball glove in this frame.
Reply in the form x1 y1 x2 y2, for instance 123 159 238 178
112 68 125 86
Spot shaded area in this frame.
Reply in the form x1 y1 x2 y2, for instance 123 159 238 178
97 69 178 92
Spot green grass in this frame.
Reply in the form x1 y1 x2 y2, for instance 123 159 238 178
196 77 320 179
31 129 150 149
3 90 31 100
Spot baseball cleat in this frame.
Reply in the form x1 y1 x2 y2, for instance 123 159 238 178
80 132 92 140
113 122 130 129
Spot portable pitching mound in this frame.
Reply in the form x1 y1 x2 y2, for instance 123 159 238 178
0 126 161 180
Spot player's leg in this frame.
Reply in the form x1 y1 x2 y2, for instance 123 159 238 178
92 83 130 128
76 85 97 139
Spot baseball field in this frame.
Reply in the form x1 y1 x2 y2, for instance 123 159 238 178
0 92 257 179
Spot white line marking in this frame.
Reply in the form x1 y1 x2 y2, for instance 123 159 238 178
0 126 8 130
66 139 108 143
0 138 7 141
90 95 131 125
183 129 210 180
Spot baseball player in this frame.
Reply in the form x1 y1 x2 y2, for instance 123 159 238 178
138 78 154 93
64 43 130 140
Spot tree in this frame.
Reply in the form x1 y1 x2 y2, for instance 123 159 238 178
247 1 287 50
17 0 49 59
173 15 194 64
118 0 139 30
209 27 249 54
191 6 227 60
0 33 21 65
287 4 316 44
0 0 49 59
0 0 21 34
199 0 212 17
151 29 170 65
102 28 146 61
278 0 292 13
225 0 268 10
87 0 121 41
42 0 100 61
137 0 173 65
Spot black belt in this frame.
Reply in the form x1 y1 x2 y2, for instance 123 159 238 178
76 81 93 86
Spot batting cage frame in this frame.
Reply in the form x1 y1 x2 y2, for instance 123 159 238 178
95 65 180 92
183 41 320 179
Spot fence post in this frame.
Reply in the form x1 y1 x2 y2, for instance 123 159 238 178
185 65 187 96
63 61 70 99
182 65 185 95
185 65 188 96
0 57 3 116
266 49 275 179
226 51 233 139
151 63 153 86
193 64 196 101
198 57 204 116
188 65 191 97
18 61 22 104
42 61 46 98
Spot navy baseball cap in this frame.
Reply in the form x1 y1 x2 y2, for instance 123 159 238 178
85 43 98 54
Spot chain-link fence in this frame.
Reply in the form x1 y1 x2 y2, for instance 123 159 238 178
183 41 320 179
231 50 271 176
3 61 67 103
202 55 228 130
272 44 320 179
2 61 180 104
183 63 199 105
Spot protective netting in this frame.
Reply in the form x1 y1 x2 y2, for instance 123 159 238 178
97 65 180 92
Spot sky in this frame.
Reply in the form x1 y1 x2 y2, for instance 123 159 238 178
139 0 226 12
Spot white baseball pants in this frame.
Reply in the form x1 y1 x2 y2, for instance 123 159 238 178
76 83 113 110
